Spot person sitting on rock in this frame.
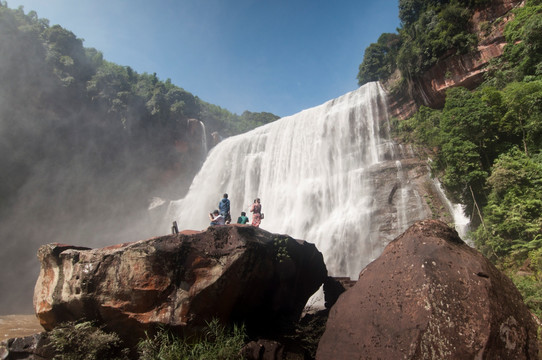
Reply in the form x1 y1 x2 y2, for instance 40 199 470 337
237 211 249 224
209 210 225 226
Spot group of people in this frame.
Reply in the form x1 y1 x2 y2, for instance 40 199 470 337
209 194 263 228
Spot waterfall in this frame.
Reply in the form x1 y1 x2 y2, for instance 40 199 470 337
432 178 471 242
199 120 208 155
166 82 433 279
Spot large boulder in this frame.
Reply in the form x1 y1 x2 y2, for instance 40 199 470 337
317 220 539 359
33 225 327 342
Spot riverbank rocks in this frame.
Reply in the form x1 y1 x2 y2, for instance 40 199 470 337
317 219 539 359
33 225 327 342
0 333 53 360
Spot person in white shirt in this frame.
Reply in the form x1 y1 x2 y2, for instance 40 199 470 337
209 209 225 226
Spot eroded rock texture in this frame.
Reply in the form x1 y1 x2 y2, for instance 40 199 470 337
317 220 538 359
388 0 524 119
33 225 326 342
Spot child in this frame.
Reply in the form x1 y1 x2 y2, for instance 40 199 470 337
237 211 249 224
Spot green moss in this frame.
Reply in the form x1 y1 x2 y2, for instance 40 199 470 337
273 237 291 263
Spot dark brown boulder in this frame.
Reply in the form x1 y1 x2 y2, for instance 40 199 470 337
323 276 356 309
0 333 53 360
33 225 326 342
317 220 539 359
241 339 286 360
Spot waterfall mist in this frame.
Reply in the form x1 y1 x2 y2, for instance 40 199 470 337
0 23 206 313
167 82 434 279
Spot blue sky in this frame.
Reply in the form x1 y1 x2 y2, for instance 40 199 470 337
7 0 400 118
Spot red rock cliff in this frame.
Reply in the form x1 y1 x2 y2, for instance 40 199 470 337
387 0 525 120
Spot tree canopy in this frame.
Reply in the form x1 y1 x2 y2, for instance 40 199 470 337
359 0 495 85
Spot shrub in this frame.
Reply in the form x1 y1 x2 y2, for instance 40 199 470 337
508 272 542 318
137 319 247 360
48 321 129 360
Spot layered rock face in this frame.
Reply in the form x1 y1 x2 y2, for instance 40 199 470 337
317 220 538 359
33 226 327 342
388 0 524 119
366 152 456 248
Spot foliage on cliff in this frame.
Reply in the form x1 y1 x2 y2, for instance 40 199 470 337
358 0 490 86
0 3 278 208
398 81 541 230
494 0 542 85
357 33 402 85
385 0 542 315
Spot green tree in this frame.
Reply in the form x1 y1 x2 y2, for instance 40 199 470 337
431 87 507 218
501 81 542 157
397 105 441 147
474 148 542 259
370 0 482 83
395 1 478 80
357 33 402 86
42 24 95 84
503 0 542 79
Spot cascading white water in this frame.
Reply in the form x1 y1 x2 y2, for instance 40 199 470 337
199 120 208 155
432 178 471 242
166 82 430 279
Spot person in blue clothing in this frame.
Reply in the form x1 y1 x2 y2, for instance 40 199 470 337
218 193 231 224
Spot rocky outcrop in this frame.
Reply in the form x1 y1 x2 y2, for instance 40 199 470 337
323 277 356 309
367 151 456 247
210 131 223 148
388 0 524 119
33 226 327 343
0 334 53 360
317 220 539 359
